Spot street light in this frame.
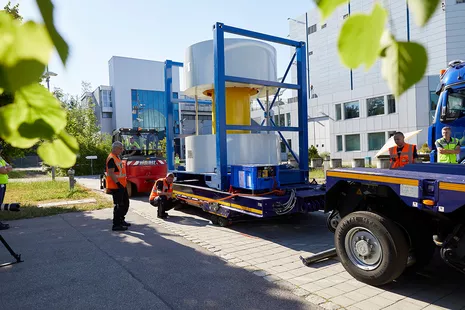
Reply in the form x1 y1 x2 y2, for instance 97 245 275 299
288 14 311 100
42 66 58 180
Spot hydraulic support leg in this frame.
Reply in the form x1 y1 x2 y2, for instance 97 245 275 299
300 248 337 266
0 235 23 267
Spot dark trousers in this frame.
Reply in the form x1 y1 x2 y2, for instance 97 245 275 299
0 184 6 206
111 188 129 225
0 184 6 224
150 196 174 217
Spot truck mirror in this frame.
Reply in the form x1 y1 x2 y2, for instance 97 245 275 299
440 106 447 122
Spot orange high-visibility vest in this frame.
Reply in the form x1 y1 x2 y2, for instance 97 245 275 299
389 143 414 169
105 153 127 189
149 178 173 201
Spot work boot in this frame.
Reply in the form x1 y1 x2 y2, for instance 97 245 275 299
112 225 128 231
122 221 131 227
0 222 9 230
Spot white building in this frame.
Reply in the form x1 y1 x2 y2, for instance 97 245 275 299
252 0 465 164
82 56 213 157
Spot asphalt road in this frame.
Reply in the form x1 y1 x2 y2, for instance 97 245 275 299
0 201 318 309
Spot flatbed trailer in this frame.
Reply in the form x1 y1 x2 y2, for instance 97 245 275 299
322 163 465 286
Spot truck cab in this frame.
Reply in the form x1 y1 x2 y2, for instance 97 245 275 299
428 60 465 163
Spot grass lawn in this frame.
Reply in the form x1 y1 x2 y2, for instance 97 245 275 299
0 181 113 221
309 168 325 180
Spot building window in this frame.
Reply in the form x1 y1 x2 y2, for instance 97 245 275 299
286 113 291 126
274 115 279 125
308 51 313 56
336 135 343 152
367 96 385 117
280 141 286 153
344 101 359 119
345 134 361 151
131 89 179 131
343 13 349 19
321 23 327 29
102 90 112 107
308 24 317 34
102 112 112 119
368 132 386 151
457 0 465 3
279 114 285 126
287 139 292 151
387 94 396 114
335 104 342 120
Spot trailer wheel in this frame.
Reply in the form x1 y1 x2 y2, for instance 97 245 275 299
126 181 137 198
335 211 409 286
327 210 341 233
217 217 232 227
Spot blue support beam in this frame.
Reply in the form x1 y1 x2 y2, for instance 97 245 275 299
225 75 300 90
296 42 309 179
222 24 302 47
270 52 296 110
213 23 228 190
270 119 299 164
164 60 175 171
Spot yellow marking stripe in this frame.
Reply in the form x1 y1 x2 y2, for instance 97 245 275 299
326 171 419 186
173 190 263 215
439 182 465 192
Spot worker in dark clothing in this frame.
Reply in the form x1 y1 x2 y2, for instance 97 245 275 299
149 173 175 219
106 141 131 231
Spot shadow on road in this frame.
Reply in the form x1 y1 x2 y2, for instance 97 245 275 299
0 208 316 310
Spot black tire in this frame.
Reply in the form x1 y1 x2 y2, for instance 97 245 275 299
210 215 219 225
126 181 137 198
217 216 232 227
335 211 409 286
327 210 341 233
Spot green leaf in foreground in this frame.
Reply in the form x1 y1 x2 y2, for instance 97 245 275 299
0 14 53 91
407 0 441 27
338 3 387 70
381 41 428 97
35 0 69 64
315 0 348 20
37 131 79 168
0 83 67 147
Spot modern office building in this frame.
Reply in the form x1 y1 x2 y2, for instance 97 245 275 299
252 0 465 164
82 56 213 157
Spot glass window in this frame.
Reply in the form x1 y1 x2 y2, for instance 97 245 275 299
344 101 359 119
430 91 439 111
286 113 291 126
274 115 279 125
367 96 385 116
446 90 465 119
287 139 292 150
335 104 342 120
368 132 386 151
345 134 360 151
308 24 317 34
279 114 285 126
280 141 286 153
336 135 343 152
102 112 112 118
387 94 396 114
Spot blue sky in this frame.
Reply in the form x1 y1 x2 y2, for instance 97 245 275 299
17 0 314 96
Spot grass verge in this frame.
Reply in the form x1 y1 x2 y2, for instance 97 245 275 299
309 168 325 179
0 181 113 221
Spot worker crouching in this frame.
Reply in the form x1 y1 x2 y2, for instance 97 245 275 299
149 173 175 219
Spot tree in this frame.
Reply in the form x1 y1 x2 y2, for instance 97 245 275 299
81 81 92 95
314 0 439 98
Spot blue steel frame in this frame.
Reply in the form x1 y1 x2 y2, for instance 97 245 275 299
164 60 212 171
213 22 309 191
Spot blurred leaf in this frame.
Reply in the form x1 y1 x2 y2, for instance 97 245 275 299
338 3 387 70
35 0 69 64
37 131 78 168
0 84 66 147
381 41 428 97
408 0 441 26
0 15 52 91
315 0 348 20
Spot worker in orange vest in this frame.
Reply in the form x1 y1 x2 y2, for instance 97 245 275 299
149 173 175 219
389 132 419 169
106 141 131 231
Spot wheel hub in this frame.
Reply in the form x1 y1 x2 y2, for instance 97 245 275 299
345 227 383 271
355 239 370 256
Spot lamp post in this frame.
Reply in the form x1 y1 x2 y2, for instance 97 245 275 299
288 14 310 99
42 66 58 180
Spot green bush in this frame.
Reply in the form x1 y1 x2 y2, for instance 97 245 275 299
418 142 430 154
308 146 321 160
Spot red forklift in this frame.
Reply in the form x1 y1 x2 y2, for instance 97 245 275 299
100 127 167 197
